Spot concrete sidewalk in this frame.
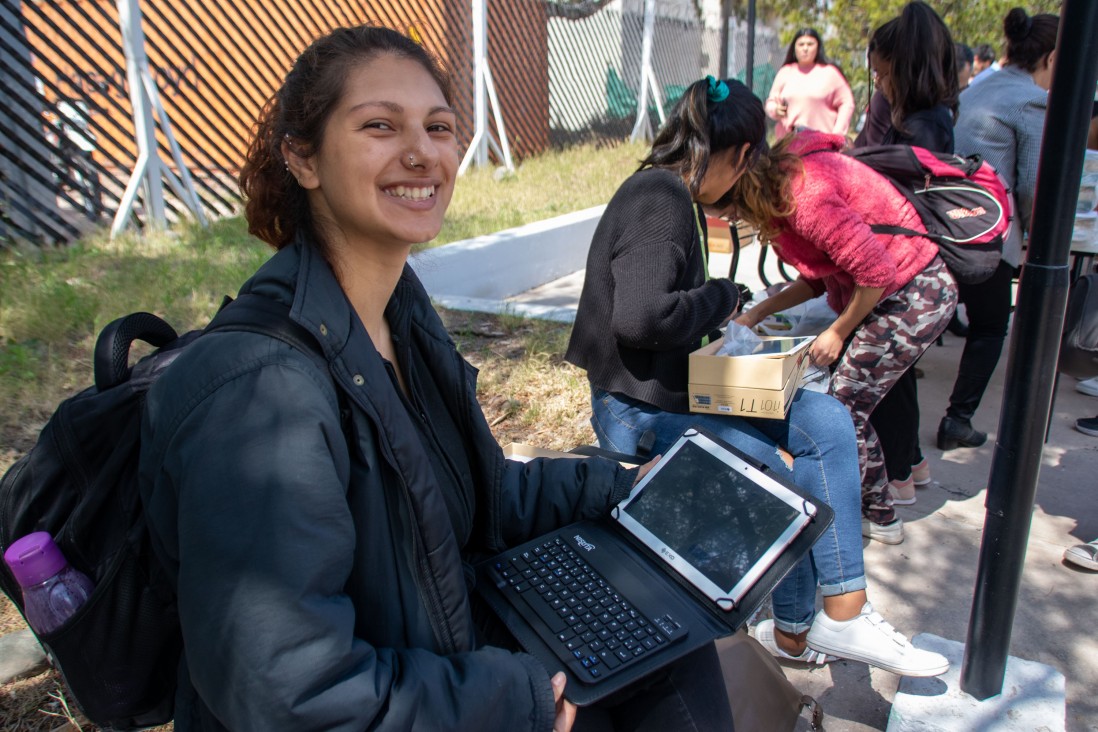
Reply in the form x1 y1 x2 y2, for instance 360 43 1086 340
502 248 1098 731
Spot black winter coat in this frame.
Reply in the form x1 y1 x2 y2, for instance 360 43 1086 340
140 239 634 731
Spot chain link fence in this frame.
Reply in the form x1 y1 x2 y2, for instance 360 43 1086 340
0 0 781 247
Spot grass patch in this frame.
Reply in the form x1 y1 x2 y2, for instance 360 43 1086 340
1 142 637 466
431 140 646 248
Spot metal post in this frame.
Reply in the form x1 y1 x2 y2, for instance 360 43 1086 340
458 0 514 175
112 0 205 237
718 0 731 81
960 0 1098 700
745 0 756 92
630 0 664 142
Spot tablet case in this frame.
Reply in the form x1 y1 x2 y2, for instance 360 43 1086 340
476 427 834 705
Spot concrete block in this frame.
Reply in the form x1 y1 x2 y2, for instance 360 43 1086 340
888 634 1065 732
0 628 48 683
411 205 604 301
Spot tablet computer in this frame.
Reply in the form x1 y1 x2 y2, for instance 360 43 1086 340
746 335 815 357
612 429 816 611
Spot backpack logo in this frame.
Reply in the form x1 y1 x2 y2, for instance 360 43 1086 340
946 206 987 220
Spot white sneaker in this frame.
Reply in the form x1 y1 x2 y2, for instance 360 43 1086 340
861 517 905 544
806 602 950 677
1063 540 1098 570
753 619 834 665
1077 377 1098 397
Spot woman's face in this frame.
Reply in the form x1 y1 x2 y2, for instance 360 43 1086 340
288 54 459 252
795 36 819 65
696 144 752 205
870 53 894 103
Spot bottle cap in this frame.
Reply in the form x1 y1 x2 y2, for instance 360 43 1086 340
4 532 68 588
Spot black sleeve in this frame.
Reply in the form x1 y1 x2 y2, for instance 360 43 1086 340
854 91 893 148
882 106 955 154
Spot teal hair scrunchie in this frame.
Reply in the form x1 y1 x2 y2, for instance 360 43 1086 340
706 74 729 103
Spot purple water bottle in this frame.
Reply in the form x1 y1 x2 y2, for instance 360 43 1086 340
4 532 95 634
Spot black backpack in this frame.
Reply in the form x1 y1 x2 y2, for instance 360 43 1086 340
0 294 328 730
1060 273 1098 379
845 145 1014 284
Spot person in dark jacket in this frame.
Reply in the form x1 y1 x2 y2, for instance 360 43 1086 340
139 26 731 732
566 77 949 678
858 0 959 513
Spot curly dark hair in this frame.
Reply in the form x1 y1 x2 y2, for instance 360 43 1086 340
239 25 451 256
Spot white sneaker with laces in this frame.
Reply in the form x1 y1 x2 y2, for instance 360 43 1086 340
1077 377 1098 397
805 602 950 677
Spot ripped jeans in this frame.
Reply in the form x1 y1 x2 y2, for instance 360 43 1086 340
591 387 866 633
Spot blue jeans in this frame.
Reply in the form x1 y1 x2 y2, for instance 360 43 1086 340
591 387 866 634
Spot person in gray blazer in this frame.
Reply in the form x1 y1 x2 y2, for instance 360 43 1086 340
937 7 1058 451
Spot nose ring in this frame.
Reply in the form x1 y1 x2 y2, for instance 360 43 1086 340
407 152 418 167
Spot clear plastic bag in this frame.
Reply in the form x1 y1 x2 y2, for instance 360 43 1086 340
716 321 765 356
742 287 838 338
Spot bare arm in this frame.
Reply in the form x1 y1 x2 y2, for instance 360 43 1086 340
809 284 885 366
734 278 816 329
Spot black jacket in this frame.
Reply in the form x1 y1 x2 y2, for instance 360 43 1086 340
565 167 740 412
140 239 634 731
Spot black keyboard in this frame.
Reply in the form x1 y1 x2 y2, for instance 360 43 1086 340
490 536 687 684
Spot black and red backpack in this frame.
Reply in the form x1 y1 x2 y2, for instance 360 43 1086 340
847 144 1014 284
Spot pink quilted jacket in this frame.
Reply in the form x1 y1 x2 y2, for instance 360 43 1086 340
772 130 940 314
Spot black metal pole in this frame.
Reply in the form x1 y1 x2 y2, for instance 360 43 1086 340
745 0 756 93
718 0 730 80
961 0 1098 700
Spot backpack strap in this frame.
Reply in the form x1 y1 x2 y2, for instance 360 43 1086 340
868 223 940 241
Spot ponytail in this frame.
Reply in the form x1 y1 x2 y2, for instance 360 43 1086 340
638 77 765 196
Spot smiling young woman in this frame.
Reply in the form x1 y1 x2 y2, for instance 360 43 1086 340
138 25 679 732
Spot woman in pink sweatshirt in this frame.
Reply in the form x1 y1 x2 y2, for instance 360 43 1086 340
730 130 957 544
765 29 855 139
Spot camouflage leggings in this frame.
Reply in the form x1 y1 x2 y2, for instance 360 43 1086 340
828 257 958 524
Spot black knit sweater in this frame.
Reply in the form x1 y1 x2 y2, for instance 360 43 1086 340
565 167 741 413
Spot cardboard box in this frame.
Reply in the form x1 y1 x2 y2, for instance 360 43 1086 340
705 216 732 253
687 336 812 419
705 218 758 254
687 357 806 419
689 336 813 390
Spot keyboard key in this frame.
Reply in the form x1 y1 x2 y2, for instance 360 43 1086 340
599 650 621 669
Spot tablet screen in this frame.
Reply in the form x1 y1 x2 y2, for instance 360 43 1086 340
747 336 814 357
615 430 814 609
